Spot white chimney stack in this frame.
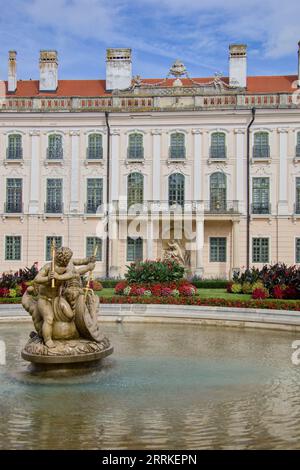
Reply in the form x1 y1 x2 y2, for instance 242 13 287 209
229 44 247 88
106 48 132 91
8 50 17 93
298 41 300 87
39 50 58 92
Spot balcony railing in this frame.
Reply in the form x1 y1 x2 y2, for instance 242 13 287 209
87 147 103 160
204 200 239 214
253 145 270 159
168 146 186 159
127 147 144 160
209 146 227 159
296 145 300 158
251 203 271 215
47 147 63 160
4 202 23 213
6 148 23 160
85 202 102 214
45 202 64 214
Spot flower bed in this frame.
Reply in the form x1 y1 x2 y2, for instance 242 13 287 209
115 280 197 297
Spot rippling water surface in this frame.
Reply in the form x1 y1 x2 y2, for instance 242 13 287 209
1 322 300 449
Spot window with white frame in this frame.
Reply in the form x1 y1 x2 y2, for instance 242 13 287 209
7 134 22 160
252 178 270 214
295 178 300 214
46 236 63 261
210 132 226 159
127 237 143 262
296 238 300 263
86 237 102 261
210 172 226 211
46 179 63 213
210 237 226 262
253 132 270 159
86 179 103 214
47 134 63 160
127 172 144 208
169 132 186 159
127 133 144 159
296 132 300 158
6 178 22 213
252 238 269 263
87 134 103 159
168 173 185 206
5 236 21 260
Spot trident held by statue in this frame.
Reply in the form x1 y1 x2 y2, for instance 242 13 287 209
51 240 56 288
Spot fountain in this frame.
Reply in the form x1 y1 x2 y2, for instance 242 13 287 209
21 244 113 368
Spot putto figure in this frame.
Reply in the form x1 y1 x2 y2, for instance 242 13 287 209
21 245 112 363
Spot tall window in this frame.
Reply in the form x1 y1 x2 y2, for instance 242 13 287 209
86 237 102 261
210 132 226 159
252 238 269 263
168 173 185 206
6 178 22 213
5 236 21 260
127 133 144 159
127 237 143 261
46 179 63 213
87 134 103 160
127 173 144 208
296 178 300 214
47 134 63 160
86 179 103 213
46 236 62 261
252 178 270 214
253 132 270 159
210 237 227 262
7 134 22 160
296 132 300 158
210 172 226 212
296 238 300 263
169 132 186 159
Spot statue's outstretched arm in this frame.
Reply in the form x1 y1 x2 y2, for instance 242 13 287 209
73 257 90 266
76 262 95 275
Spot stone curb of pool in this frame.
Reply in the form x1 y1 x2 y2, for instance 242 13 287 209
1 303 300 331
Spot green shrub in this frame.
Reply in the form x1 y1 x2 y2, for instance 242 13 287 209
125 260 184 284
191 280 228 289
231 283 242 293
242 282 253 294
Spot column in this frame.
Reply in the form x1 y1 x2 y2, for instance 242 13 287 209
151 129 161 201
111 129 120 202
232 220 240 275
195 216 204 276
69 130 80 213
29 130 40 214
109 217 119 277
278 128 289 215
234 128 246 214
192 129 203 201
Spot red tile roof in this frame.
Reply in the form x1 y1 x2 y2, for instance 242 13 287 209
3 75 298 97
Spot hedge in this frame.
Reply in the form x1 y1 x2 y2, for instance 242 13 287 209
192 280 228 289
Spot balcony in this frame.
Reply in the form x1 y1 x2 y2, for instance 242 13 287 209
44 202 64 214
168 146 186 160
253 145 270 160
4 202 23 214
6 148 23 160
47 147 63 160
209 146 227 160
204 200 239 214
251 203 271 215
127 147 144 160
87 147 103 160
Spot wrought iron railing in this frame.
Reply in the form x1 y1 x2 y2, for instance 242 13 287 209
251 203 271 214
204 200 239 214
44 202 64 213
47 147 63 160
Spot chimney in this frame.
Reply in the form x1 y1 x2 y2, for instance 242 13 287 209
106 48 132 91
39 50 58 92
298 41 300 87
229 44 247 88
8 51 17 93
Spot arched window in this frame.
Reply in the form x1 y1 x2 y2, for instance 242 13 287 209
7 134 22 160
87 134 103 159
128 133 144 159
168 173 185 206
47 134 63 160
169 132 186 159
127 173 144 208
296 132 300 158
210 132 226 159
210 172 226 212
253 132 269 159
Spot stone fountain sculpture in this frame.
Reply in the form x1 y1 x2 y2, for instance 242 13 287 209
21 245 113 364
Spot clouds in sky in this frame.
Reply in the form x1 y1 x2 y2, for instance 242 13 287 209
0 0 299 80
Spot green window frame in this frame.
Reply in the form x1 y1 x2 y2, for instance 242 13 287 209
127 133 144 159
5 236 21 260
6 178 22 213
86 178 103 213
127 237 143 262
46 236 62 261
210 237 227 262
210 132 226 159
127 172 144 208
87 134 103 159
252 177 270 214
47 134 63 160
210 172 226 211
169 132 186 159
7 134 22 160
252 238 269 263
168 173 185 206
253 132 270 159
86 237 102 261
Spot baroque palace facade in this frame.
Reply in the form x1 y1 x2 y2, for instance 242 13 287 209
1 45 300 278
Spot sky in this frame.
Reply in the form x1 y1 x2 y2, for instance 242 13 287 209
0 0 300 81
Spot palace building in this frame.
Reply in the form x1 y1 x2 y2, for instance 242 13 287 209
1 44 300 278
